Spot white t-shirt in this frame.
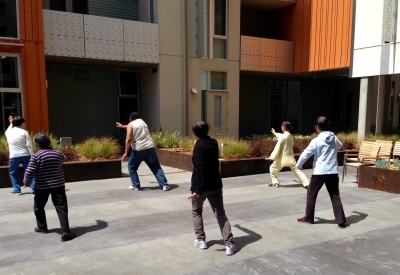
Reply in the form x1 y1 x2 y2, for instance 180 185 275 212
5 125 34 158
130 119 154 151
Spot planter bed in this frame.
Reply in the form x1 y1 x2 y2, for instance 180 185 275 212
156 148 340 178
358 165 400 194
0 159 122 189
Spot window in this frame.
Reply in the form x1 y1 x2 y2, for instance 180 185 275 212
214 96 222 134
43 0 88 14
270 79 302 133
210 0 227 59
118 70 139 124
0 53 23 134
0 0 19 38
210 71 227 90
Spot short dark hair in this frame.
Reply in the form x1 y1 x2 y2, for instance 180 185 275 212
12 116 25 127
34 133 51 149
129 112 140 121
315 116 330 131
282 121 294 133
192 121 209 138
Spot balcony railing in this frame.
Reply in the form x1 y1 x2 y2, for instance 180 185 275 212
241 35 293 73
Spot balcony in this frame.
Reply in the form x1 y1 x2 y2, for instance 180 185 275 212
43 10 159 64
241 35 293 73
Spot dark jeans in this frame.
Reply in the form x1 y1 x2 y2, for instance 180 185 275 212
34 190 70 233
191 188 234 245
128 147 168 188
305 174 346 225
9 156 35 193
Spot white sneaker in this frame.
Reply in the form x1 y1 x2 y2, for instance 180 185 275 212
128 186 140 191
162 185 171 191
194 239 208 249
226 244 236 256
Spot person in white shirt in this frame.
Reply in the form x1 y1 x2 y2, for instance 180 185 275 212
5 116 35 195
267 121 309 189
116 112 170 191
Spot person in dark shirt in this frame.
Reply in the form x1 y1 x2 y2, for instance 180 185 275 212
188 121 236 256
23 133 76 242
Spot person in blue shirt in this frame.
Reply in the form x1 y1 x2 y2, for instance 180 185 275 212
295 116 347 228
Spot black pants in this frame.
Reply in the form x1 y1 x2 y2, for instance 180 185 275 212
34 191 70 233
305 174 346 225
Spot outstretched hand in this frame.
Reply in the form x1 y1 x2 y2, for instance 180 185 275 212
8 116 13 124
116 122 124 128
270 128 276 135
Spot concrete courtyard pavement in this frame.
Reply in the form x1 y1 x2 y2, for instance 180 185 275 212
1 163 400 275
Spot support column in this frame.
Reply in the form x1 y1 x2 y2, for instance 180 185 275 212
375 75 387 135
358 77 370 142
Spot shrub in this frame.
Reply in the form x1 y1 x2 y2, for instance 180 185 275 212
60 146 80 162
293 136 312 154
180 137 195 152
393 158 400 171
151 130 165 148
336 131 358 150
222 140 249 159
164 131 182 148
375 159 391 169
76 137 120 160
247 138 275 158
0 135 9 166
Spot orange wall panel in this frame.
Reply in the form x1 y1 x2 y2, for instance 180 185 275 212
267 0 352 73
1 0 48 132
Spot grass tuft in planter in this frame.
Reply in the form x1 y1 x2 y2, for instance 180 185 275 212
0 135 9 166
151 130 165 148
76 137 120 160
221 140 249 159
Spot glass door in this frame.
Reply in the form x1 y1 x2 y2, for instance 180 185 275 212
207 91 228 136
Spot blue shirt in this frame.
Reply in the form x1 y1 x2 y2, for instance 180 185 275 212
295 131 342 175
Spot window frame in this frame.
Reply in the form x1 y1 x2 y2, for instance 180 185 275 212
208 71 228 91
0 53 23 93
0 0 20 40
209 0 228 60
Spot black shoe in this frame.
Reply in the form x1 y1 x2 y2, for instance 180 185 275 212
268 183 279 188
304 186 309 190
34 227 49 234
338 223 349 228
61 232 76 242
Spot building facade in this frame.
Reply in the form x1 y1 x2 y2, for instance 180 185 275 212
0 0 396 143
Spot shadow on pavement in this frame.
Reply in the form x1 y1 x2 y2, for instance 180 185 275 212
315 211 368 225
140 183 179 191
207 224 262 254
49 219 108 238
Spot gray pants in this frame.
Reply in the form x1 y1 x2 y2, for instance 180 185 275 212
191 188 234 246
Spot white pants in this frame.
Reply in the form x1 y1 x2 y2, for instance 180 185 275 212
269 162 309 187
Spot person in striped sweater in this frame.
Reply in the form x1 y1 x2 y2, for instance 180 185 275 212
23 133 76 242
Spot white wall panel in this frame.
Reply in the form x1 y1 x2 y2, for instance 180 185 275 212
124 21 159 63
84 15 125 61
43 10 85 57
352 47 387 77
353 0 384 49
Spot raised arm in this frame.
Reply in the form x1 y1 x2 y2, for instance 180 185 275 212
116 122 128 129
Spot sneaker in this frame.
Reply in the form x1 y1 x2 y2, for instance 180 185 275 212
34 227 48 234
10 192 21 196
226 245 236 256
304 185 309 190
268 183 279 188
162 185 171 191
61 232 76 242
194 239 208 249
128 186 140 191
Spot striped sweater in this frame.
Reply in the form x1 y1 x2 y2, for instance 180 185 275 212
23 149 67 190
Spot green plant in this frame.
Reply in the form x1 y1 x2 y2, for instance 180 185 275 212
164 131 182 148
222 140 249 159
0 135 9 166
393 158 400 171
151 130 165 148
180 137 194 152
76 138 98 160
375 159 391 169
336 131 358 150
247 138 275 157
76 137 120 160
